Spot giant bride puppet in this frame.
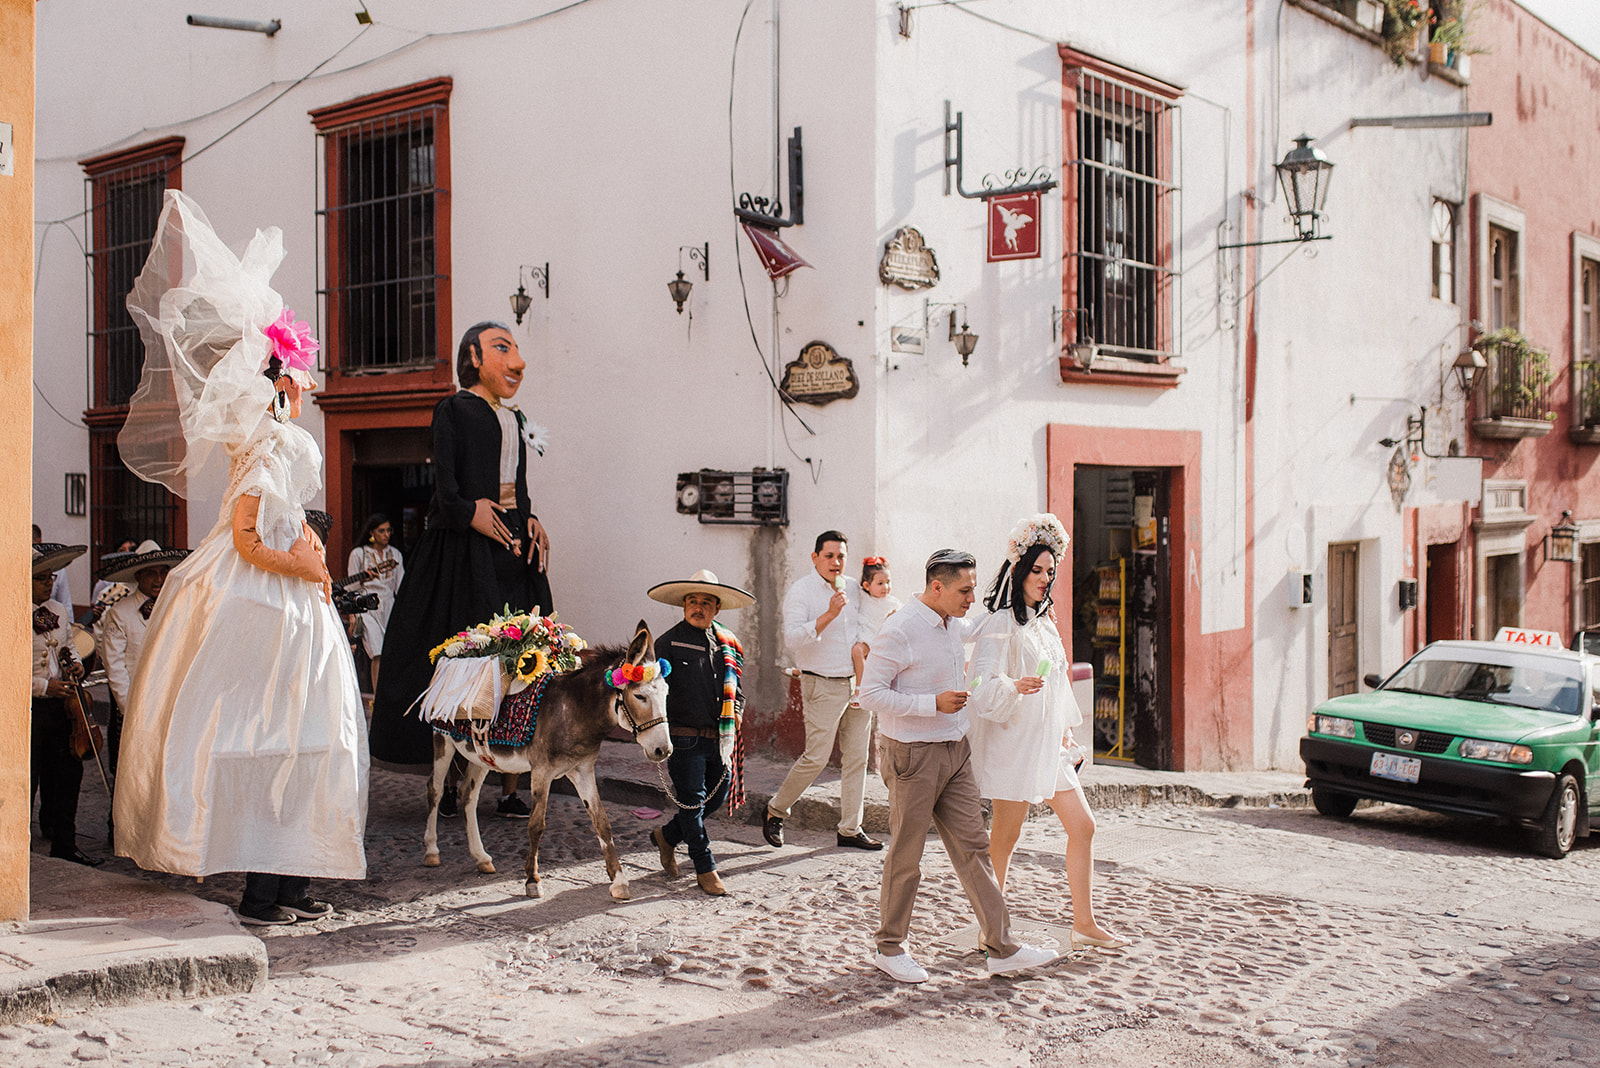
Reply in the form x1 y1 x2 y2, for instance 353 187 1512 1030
113 192 367 901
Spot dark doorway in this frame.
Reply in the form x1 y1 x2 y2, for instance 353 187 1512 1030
1071 465 1172 768
345 426 434 567
1425 541 1461 643
1328 542 1359 697
1486 552 1522 635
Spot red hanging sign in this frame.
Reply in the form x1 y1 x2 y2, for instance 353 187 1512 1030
740 223 812 280
986 191 1040 262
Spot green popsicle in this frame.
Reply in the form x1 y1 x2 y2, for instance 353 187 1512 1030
1036 659 1052 678
968 676 982 691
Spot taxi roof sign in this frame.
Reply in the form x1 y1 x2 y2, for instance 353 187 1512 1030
1494 626 1563 646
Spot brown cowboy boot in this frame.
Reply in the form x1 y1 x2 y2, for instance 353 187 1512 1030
696 870 726 896
651 827 679 878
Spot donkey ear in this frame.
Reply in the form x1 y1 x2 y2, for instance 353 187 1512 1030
627 620 652 663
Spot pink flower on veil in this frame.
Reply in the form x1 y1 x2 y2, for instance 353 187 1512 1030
263 308 320 372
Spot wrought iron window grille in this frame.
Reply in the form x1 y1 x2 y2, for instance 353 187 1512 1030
675 469 789 526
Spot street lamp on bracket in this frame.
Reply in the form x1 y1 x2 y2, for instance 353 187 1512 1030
1220 134 1335 249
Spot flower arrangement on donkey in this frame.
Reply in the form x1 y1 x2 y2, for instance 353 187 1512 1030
429 609 587 683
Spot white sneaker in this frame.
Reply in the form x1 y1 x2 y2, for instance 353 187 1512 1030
873 951 929 983
986 942 1058 976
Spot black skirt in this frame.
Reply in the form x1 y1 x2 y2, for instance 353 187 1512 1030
368 512 553 767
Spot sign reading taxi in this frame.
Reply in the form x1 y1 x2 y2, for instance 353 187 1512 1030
1493 627 1563 647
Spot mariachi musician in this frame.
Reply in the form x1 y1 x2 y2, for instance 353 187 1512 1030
31 542 102 866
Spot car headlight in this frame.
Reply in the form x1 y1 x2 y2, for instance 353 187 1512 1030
1308 714 1356 739
1458 738 1534 764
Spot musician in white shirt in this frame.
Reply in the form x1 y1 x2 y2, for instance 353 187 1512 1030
96 543 189 771
766 530 880 851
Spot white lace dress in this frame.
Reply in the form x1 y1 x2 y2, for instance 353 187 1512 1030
113 421 369 878
965 609 1082 804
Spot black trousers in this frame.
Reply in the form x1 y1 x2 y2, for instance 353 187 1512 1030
242 873 312 912
31 697 83 855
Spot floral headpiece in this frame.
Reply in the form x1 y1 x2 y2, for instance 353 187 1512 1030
862 556 887 567
1005 513 1069 564
262 308 319 388
607 658 672 690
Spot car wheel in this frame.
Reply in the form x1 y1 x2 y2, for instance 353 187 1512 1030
1312 786 1358 818
1533 773 1580 859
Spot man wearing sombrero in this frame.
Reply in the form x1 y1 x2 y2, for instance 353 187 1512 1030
31 542 100 865
95 541 191 798
646 569 754 896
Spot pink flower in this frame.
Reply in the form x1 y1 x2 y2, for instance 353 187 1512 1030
263 308 320 372
502 624 523 640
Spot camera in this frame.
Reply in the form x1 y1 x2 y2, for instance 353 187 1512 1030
333 589 380 616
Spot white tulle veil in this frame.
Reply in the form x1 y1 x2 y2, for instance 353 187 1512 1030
120 190 303 501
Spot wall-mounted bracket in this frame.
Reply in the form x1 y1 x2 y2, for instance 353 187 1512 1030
943 101 1057 200
736 126 804 229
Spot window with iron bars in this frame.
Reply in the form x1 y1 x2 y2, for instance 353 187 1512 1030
1579 258 1599 427
1063 63 1181 363
1582 541 1600 630
316 100 447 374
80 138 186 568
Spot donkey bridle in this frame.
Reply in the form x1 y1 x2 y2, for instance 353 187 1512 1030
612 684 667 736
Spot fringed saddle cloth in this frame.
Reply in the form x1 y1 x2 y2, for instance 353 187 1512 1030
433 673 553 752
417 657 509 750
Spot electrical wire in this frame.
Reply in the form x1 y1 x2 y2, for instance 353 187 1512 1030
727 0 820 481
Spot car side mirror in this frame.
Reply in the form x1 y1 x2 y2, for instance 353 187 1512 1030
1362 673 1384 690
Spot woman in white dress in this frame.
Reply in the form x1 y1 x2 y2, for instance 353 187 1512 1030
113 191 368 926
967 513 1128 951
347 513 404 690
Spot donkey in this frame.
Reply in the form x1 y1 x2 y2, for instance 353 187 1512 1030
423 620 673 900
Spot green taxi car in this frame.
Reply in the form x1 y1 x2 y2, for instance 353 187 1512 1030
1300 637 1600 857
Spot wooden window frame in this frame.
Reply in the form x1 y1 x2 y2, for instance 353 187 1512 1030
1059 47 1183 387
1431 198 1457 304
310 78 454 401
78 137 189 569
1475 194 1525 334
1571 232 1600 436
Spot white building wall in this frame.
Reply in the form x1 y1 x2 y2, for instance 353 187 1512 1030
869 1 1250 631
1251 2 1469 767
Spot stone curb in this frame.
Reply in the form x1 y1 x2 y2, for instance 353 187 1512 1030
0 858 267 1026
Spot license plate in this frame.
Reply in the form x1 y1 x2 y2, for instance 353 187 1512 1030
1370 751 1420 784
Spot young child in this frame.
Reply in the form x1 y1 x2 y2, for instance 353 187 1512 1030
850 556 903 698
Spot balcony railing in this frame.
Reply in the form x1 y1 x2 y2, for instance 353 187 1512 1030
1471 332 1555 440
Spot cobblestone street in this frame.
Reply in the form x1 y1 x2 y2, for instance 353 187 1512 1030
5 764 1599 1067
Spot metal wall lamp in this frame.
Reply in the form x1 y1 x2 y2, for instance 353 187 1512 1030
510 263 549 325
1053 306 1097 369
943 101 1057 200
1453 347 1486 394
1219 134 1335 249
186 14 282 35
1547 511 1579 564
736 127 804 230
668 243 709 315
925 300 979 367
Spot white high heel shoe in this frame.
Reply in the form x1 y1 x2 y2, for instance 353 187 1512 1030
1070 929 1132 951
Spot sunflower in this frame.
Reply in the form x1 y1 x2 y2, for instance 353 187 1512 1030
515 645 550 682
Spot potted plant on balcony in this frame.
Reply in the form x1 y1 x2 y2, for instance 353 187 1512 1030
1573 360 1600 444
1382 0 1426 66
1472 327 1555 438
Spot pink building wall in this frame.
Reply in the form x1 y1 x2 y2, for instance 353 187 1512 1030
1467 0 1600 639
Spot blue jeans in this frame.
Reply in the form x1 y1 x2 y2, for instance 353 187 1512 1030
661 735 729 875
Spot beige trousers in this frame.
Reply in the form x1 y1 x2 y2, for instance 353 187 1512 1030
767 675 871 834
876 735 1018 960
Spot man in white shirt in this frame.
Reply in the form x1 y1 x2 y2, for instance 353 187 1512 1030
857 548 1055 982
32 542 100 866
766 530 881 851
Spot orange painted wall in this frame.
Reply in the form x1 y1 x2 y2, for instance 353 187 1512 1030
1047 426 1255 770
0 0 36 921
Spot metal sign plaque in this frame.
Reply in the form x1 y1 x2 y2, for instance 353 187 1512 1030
879 227 940 289
780 341 859 405
987 191 1040 261
890 327 926 355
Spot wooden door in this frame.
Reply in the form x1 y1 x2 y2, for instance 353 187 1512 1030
1425 542 1460 643
1328 543 1359 696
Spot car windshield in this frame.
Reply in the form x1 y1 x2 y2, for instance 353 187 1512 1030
1384 649 1586 715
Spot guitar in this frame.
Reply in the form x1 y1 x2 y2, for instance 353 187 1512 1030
338 557 398 592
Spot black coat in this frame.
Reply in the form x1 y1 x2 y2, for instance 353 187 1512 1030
369 390 554 765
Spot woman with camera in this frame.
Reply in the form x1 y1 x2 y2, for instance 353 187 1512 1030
966 514 1129 952
346 513 404 691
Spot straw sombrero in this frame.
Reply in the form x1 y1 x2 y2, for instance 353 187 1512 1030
94 540 191 584
647 568 755 611
32 543 86 578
